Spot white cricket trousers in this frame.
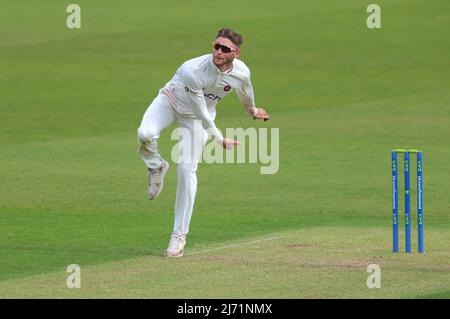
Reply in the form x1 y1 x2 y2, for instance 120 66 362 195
137 94 208 236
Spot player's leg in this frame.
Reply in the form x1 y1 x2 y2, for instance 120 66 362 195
137 94 176 199
165 118 208 257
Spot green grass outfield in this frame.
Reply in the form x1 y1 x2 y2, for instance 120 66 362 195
1 0 449 298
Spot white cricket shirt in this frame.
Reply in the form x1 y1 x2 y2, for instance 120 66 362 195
160 54 256 141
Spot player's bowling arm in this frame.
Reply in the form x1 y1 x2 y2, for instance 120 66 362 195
183 72 224 142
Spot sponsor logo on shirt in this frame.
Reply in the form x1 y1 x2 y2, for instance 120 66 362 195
204 93 221 101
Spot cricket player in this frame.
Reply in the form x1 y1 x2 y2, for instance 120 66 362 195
137 28 270 257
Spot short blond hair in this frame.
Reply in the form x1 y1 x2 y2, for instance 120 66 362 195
216 28 243 47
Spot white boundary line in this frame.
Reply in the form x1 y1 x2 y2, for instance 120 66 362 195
185 235 284 256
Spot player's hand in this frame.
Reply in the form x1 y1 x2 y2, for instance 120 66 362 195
220 138 241 149
253 108 270 122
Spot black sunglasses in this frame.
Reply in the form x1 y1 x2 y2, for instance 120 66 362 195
212 42 237 53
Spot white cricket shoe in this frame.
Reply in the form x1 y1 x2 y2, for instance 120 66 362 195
147 160 169 200
165 234 186 257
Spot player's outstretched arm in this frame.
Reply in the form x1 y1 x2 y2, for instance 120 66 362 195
235 72 270 122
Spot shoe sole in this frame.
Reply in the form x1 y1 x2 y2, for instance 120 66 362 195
165 250 184 258
149 160 169 200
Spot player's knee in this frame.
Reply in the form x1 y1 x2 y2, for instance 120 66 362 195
137 126 159 142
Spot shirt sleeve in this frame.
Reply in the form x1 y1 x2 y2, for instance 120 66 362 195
182 70 224 142
235 75 257 117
